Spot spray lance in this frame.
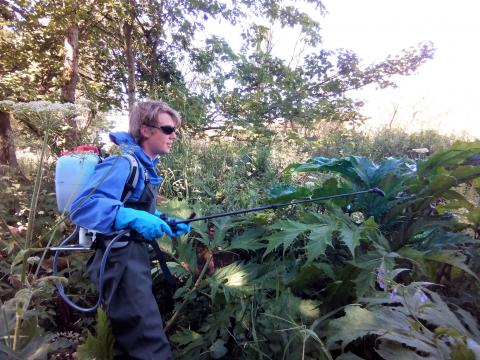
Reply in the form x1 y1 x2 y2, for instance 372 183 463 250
51 187 385 252
51 187 384 312
161 187 386 232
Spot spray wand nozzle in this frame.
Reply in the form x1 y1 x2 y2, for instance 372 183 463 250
164 187 385 231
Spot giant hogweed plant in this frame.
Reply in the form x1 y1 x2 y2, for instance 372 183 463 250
161 191 402 357
290 143 480 284
165 142 480 359
0 137 65 358
0 104 94 358
325 283 480 359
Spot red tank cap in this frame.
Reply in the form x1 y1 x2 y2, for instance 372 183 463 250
75 145 100 153
60 145 100 156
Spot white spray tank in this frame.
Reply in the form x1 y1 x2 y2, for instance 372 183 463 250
55 145 100 247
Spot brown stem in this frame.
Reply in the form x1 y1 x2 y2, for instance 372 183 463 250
164 254 213 334
12 303 22 351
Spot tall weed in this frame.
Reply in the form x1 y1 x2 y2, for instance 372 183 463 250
158 137 282 212
311 126 462 161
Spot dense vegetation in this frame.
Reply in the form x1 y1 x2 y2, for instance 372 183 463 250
1 128 480 359
1 0 479 359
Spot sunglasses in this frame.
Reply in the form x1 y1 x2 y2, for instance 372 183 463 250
145 124 177 135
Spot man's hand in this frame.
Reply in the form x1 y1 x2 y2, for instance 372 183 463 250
154 210 191 237
115 207 174 240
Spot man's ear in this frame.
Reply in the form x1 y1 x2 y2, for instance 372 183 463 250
140 125 152 139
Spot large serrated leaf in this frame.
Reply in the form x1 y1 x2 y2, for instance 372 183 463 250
268 184 311 202
209 262 259 303
305 225 334 261
225 227 266 251
417 141 480 176
376 339 436 360
339 227 361 258
77 308 114 360
425 250 480 282
326 306 387 350
264 220 310 257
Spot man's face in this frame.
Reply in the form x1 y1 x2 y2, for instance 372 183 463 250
141 112 177 158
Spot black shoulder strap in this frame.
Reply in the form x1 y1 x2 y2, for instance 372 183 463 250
119 154 139 203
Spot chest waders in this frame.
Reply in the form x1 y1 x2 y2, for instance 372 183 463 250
88 172 174 359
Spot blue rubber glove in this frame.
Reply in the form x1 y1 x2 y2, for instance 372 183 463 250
154 210 191 237
115 207 174 241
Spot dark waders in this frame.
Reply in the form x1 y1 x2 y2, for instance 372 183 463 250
87 179 173 359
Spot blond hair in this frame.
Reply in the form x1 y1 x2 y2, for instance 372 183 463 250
129 100 182 142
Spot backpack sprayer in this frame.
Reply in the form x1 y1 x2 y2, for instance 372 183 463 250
52 187 385 251
51 146 385 312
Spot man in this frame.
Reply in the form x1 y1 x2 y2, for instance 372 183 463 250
70 100 189 359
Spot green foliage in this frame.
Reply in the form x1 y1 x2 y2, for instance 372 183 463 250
158 138 281 212
216 42 433 132
2 0 435 133
163 140 480 359
2 112 479 359
326 284 480 359
304 125 457 161
77 308 114 360
1 1 474 358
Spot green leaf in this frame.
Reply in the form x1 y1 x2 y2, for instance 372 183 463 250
170 328 204 354
268 184 311 202
264 220 310 257
450 342 476 360
288 156 376 187
339 227 361 258
264 289 321 323
326 306 386 350
290 263 335 293
224 227 266 251
305 225 334 261
417 141 480 177
467 208 480 225
310 177 352 207
77 308 114 360
209 262 258 303
425 250 480 282
397 246 429 274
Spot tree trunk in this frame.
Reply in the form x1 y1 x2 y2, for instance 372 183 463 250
61 23 80 104
147 36 158 95
0 110 19 168
289 118 297 132
0 110 26 181
123 1 136 112
60 23 80 148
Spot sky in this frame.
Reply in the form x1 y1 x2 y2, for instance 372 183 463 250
200 0 480 138
317 0 480 138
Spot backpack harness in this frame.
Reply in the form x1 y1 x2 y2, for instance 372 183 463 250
53 153 176 313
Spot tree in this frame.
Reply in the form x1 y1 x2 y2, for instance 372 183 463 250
209 36 434 132
0 109 19 168
61 22 80 104
1 0 434 135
